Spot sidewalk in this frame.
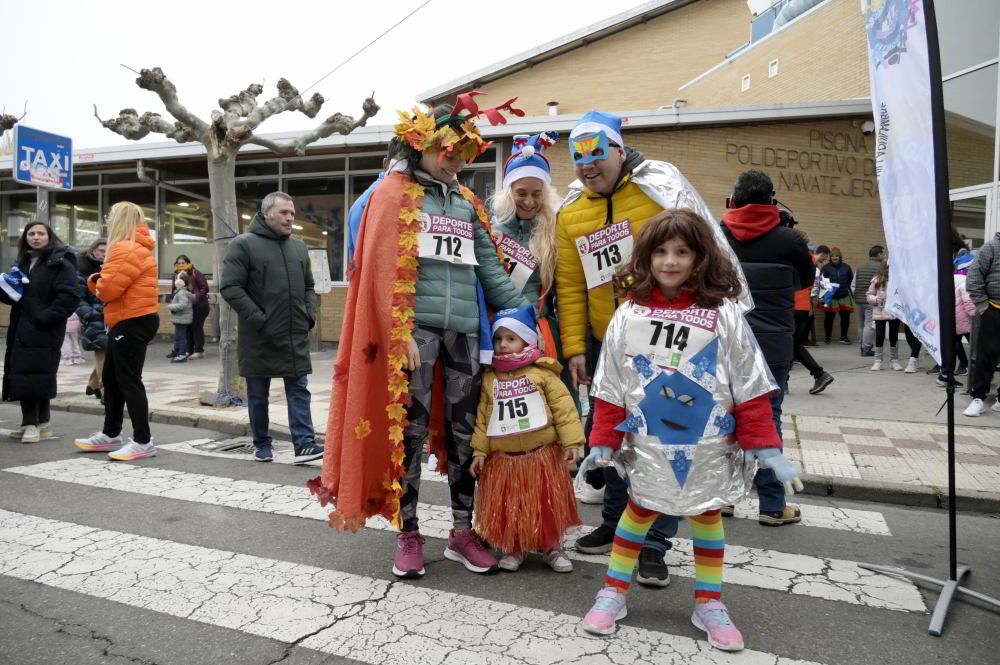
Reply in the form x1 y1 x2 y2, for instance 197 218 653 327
51 340 1000 511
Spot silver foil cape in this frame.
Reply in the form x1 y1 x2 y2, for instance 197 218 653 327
591 299 777 516
562 159 753 313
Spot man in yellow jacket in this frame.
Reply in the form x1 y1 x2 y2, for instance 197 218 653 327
557 110 730 586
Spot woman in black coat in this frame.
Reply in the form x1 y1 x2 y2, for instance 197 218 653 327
1 222 80 442
76 239 108 402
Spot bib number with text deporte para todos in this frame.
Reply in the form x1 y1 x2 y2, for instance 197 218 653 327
624 305 720 370
418 213 479 265
486 375 549 437
576 219 633 290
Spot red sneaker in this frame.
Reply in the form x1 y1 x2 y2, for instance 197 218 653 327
392 531 425 578
444 528 499 573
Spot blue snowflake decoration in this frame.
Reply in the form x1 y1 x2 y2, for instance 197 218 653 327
632 354 656 379
687 338 719 380
670 449 693 488
638 370 715 446
713 413 736 436
615 412 644 434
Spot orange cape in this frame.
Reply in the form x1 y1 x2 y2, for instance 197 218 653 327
309 171 495 531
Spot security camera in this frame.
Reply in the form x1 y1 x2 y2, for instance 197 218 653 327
861 120 876 136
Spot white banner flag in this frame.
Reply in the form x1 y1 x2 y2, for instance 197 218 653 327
861 0 942 363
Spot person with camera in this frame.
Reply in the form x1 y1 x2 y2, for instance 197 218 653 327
721 170 814 526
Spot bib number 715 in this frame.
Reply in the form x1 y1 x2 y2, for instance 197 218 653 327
496 397 528 421
594 244 622 271
434 235 463 258
648 320 690 351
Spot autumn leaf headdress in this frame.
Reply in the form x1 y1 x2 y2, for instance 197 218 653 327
394 90 525 164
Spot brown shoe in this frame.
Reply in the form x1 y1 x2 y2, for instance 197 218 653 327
758 504 801 527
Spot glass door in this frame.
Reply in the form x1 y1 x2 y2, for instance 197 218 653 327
950 188 993 251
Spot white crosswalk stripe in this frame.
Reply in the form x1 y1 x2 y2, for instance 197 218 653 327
157 439 891 535
0 508 824 665
3 459 923 612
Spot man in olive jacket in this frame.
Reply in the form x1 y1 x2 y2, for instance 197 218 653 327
221 191 323 464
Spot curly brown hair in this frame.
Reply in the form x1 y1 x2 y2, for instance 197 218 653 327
617 209 742 307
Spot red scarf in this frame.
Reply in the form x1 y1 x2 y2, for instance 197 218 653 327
492 346 542 372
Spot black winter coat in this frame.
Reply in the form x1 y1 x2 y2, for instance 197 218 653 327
739 263 795 366
2 245 81 401
76 253 107 352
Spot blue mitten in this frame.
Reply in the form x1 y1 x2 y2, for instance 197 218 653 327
748 448 799 483
578 445 613 477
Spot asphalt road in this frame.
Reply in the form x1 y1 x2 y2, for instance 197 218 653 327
1 406 998 665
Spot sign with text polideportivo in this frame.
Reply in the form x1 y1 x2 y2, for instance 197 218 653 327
13 125 73 190
861 0 941 363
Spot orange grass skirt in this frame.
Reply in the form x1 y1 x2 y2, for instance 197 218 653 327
474 444 581 554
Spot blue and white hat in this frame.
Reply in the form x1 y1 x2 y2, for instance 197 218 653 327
0 266 29 303
954 251 976 272
492 305 538 346
570 111 624 148
502 131 558 189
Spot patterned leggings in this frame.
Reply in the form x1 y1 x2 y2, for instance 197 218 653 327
606 498 724 603
400 325 481 532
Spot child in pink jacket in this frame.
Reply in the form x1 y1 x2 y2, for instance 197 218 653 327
952 252 977 379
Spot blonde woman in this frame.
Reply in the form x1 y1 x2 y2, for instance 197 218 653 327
74 202 160 460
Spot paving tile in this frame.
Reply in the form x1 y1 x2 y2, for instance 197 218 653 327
798 430 846 442
890 438 939 450
955 452 1000 466
840 426 885 437
847 444 902 457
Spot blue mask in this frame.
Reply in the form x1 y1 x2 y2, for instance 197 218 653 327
569 131 610 165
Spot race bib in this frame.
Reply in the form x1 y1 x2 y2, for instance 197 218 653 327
576 220 633 290
486 376 549 437
495 233 538 293
418 213 478 265
624 305 719 370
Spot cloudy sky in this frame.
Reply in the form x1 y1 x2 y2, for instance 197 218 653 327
2 0 653 150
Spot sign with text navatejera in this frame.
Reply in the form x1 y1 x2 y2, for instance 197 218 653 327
13 125 73 190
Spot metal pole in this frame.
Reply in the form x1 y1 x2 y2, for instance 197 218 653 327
35 187 48 223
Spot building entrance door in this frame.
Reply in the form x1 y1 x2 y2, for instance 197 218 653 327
950 188 993 250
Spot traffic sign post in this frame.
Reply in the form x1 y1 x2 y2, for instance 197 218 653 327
13 125 73 224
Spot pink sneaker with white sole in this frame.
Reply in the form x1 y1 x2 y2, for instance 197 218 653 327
444 528 499 573
691 600 744 652
581 588 627 635
392 531 425 578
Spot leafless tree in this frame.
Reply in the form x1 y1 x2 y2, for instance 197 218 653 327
97 68 378 404
0 102 27 138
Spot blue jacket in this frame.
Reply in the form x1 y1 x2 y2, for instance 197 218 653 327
348 172 385 260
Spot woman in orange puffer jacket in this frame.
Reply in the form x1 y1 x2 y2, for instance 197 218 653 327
73 201 161 461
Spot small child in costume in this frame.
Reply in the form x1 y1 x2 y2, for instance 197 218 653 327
60 313 85 365
578 210 798 652
167 271 194 363
470 305 584 573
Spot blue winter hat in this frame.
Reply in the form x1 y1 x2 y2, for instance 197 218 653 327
502 131 558 189
0 266 29 303
954 251 976 272
492 305 538 346
570 111 624 148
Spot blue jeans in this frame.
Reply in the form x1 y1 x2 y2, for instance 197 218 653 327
246 375 316 450
755 361 790 513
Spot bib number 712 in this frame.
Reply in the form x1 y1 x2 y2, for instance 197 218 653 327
648 320 690 351
594 244 622 271
434 235 463 258
496 397 528 421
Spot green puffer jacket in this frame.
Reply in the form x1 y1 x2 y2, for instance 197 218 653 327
220 215 318 378
492 215 542 308
414 175 527 332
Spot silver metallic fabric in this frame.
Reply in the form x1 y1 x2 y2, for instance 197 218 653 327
591 298 777 515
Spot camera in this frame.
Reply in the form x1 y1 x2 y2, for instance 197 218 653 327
778 209 798 228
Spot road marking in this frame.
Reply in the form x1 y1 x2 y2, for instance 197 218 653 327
4 459 924 613
0 508 824 665
158 440 891 534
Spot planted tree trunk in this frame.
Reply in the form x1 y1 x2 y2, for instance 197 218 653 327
96 68 378 404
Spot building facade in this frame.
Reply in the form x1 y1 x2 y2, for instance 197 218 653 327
1 0 997 341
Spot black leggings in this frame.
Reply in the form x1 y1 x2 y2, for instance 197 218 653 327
103 314 159 444
902 324 922 359
874 319 900 347
188 303 209 353
824 310 851 339
794 311 824 377
20 399 51 427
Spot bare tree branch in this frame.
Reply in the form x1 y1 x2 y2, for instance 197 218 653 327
0 101 25 137
94 105 199 144
219 83 264 117
135 67 209 139
243 97 379 156
233 78 325 131
246 135 294 153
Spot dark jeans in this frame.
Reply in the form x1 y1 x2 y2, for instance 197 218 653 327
970 307 1000 401
586 336 678 553
793 311 824 378
246 375 316 449
173 324 190 357
824 310 851 340
755 361 790 513
190 303 209 353
103 314 159 444
20 399 51 427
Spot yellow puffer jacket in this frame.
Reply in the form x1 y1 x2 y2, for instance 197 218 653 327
556 177 663 358
472 356 585 456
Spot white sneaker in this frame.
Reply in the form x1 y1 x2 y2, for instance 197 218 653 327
543 548 574 573
74 432 124 452
574 471 605 505
7 427 25 440
964 399 986 417
993 400 1000 413
904 358 918 373
871 359 882 371
108 438 156 461
890 359 904 371
20 425 40 444
498 552 525 572
38 422 54 439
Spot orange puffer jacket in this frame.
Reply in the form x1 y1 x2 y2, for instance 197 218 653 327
88 224 160 328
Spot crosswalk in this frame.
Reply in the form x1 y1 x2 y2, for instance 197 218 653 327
0 435 932 664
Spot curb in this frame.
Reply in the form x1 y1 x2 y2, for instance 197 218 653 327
48 399 1000 514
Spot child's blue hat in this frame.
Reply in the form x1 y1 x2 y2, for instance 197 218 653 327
492 305 538 346
954 251 976 272
502 131 558 190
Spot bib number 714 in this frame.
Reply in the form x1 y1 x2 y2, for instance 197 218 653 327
496 397 528 421
648 320 690 351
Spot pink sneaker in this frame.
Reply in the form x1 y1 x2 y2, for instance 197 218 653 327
392 531 425 578
444 528 499 573
691 600 744 652
581 588 627 635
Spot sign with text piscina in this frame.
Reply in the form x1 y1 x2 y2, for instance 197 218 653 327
13 125 73 191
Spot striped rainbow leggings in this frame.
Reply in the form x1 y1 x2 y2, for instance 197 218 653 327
606 497 723 603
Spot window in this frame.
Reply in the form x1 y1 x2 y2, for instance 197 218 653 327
741 74 751 92
944 64 997 190
285 177 346 279
51 189 101 250
936 0 1000 77
162 184 211 278
348 154 385 171
768 59 779 78
283 156 345 175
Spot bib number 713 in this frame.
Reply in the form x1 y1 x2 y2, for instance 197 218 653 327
496 397 528 421
595 244 622 271
648 320 690 351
